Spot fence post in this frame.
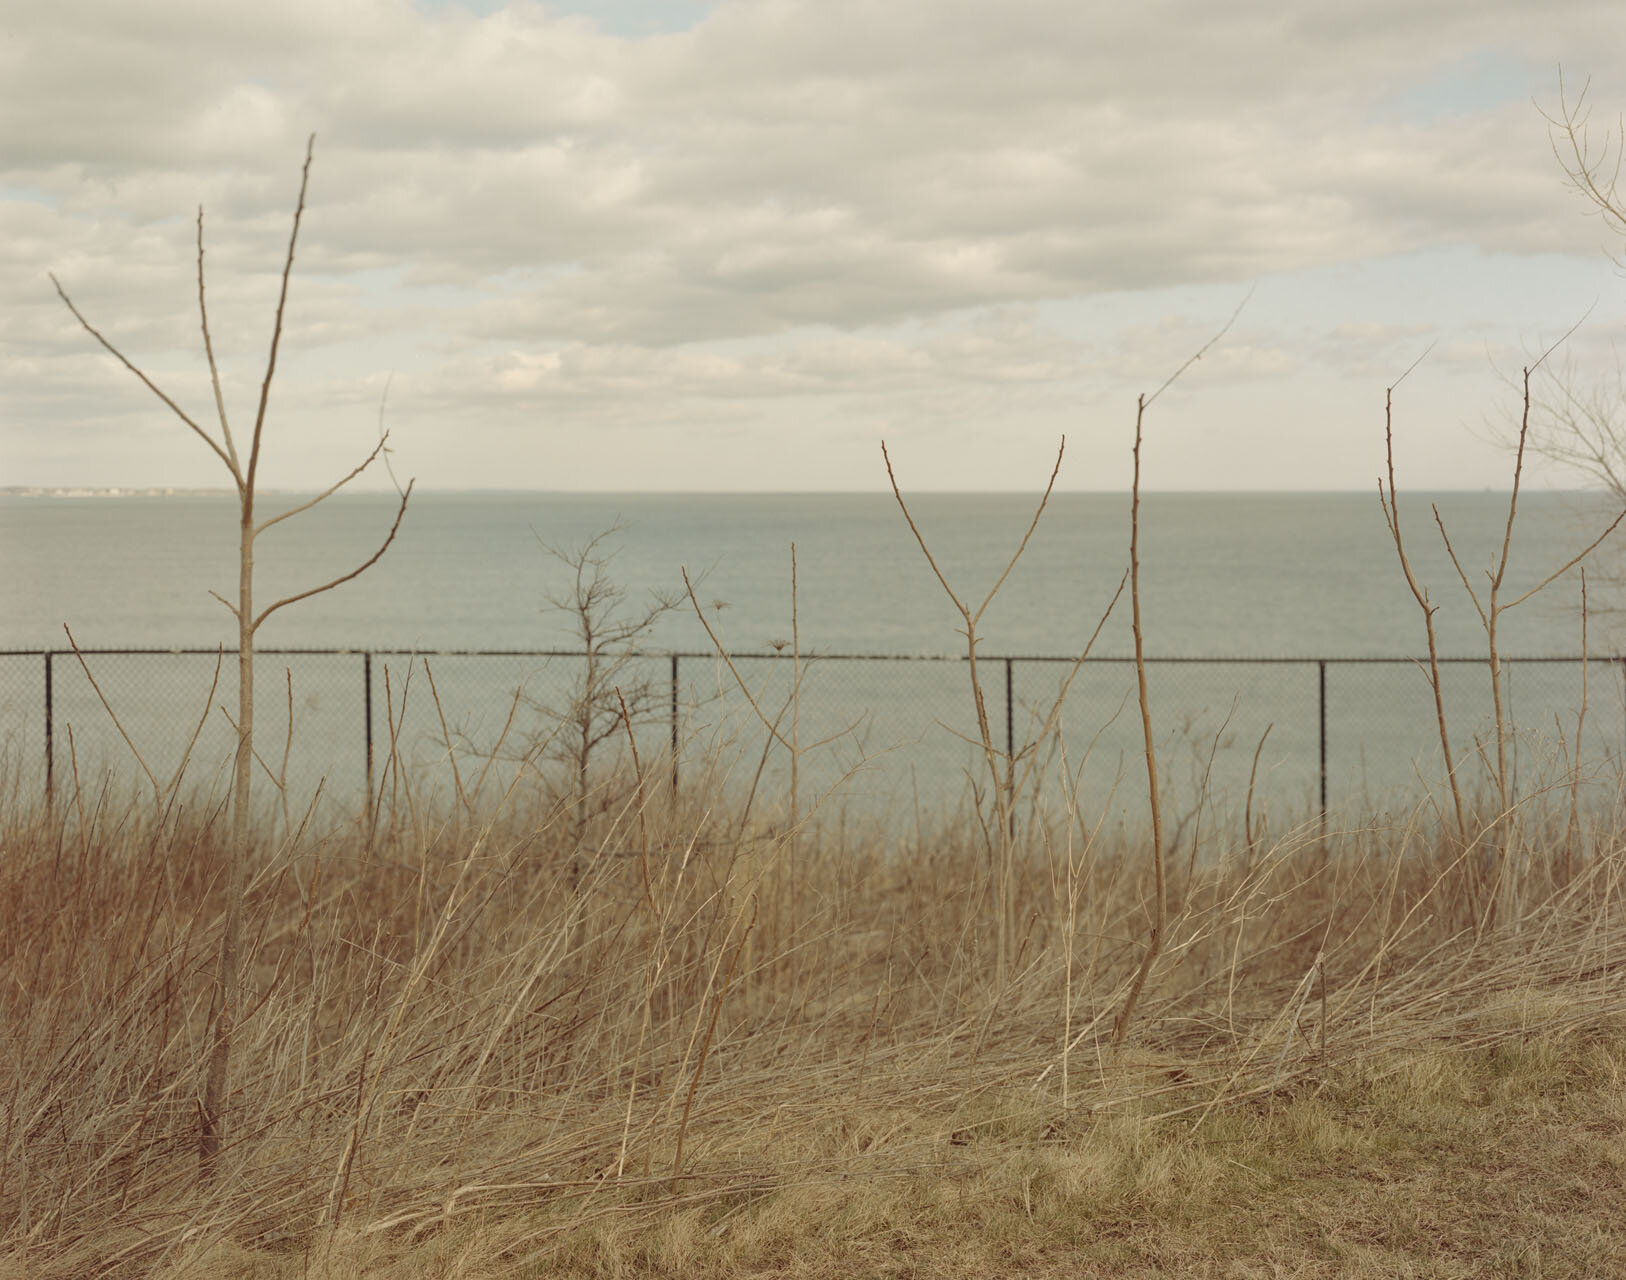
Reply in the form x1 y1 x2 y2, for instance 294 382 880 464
670 653 680 795
1318 659 1328 836
1005 657 1015 763
44 651 54 811
363 651 374 802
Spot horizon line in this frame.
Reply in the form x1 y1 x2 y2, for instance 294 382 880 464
1 484 1613 498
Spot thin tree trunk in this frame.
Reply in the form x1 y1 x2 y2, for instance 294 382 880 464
202 497 254 1172
1113 394 1165 1049
52 137 413 1180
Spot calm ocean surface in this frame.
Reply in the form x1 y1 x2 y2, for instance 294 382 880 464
3 490 1620 655
4 490 1625 833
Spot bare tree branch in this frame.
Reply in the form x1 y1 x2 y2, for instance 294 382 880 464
1491 313 1596 601
1114 294 1249 1049
252 480 413 633
256 433 393 536
55 135 413 1183
1009 567 1129 804
196 206 243 486
682 567 792 753
1431 504 1489 630
50 274 237 477
1503 507 1626 610
162 644 226 803
1542 69 1626 263
972 437 1065 625
1377 358 1468 848
1142 286 1253 412
880 440 970 624
245 133 315 495
63 624 159 799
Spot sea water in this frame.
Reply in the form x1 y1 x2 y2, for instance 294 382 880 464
3 490 1623 836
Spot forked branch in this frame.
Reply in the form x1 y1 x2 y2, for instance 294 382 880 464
880 436 1066 631
252 479 415 632
881 434 1071 987
53 135 413 1184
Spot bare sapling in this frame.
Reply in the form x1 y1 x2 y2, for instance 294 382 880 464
51 135 413 1176
1377 346 1469 851
881 443 1126 992
882 439 1063 988
1429 331 1624 922
533 523 682 850
1112 297 1246 1050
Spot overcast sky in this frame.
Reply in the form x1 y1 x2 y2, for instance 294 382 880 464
6 0 1626 492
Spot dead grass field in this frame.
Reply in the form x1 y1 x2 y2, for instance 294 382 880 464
454 1022 1626 1280
2 761 1623 1279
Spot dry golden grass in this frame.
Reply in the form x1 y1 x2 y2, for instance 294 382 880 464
2 757 1623 1278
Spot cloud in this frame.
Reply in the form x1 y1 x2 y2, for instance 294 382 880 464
412 307 1093 412
6 0 1626 488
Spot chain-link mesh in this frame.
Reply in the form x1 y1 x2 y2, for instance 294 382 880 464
1321 657 1626 822
0 652 49 798
3 648 1622 837
1023 658 1323 841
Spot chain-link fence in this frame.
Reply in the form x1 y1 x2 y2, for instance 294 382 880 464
3 648 1624 837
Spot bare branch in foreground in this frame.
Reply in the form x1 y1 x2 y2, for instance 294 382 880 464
1503 507 1626 611
880 440 970 622
682 567 791 753
50 274 237 478
63 624 159 800
1429 504 1488 629
971 437 1066 623
1142 286 1253 412
256 433 393 536
196 206 242 483
243 132 316 495
252 480 414 633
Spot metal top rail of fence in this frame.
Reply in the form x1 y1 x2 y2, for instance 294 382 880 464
5 647 1623 825
7 647 1620 661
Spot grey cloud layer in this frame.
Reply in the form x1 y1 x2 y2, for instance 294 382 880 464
4 0 1625 487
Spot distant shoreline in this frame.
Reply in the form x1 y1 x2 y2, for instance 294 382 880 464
0 486 238 498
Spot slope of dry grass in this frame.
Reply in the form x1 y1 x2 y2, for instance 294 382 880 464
425 1019 1626 1280
2 749 1623 1277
